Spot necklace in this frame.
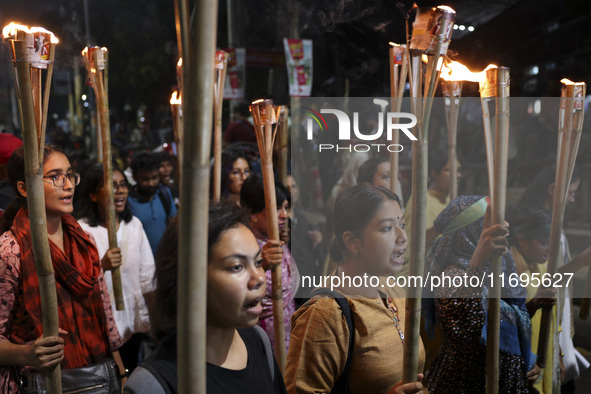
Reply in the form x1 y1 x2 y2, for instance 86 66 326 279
386 298 404 345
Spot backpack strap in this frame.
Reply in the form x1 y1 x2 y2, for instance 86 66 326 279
312 289 355 394
135 335 177 394
125 366 170 394
253 324 275 383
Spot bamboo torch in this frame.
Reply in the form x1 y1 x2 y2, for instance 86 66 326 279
389 43 408 195
213 50 229 201
176 0 218 391
81 46 125 311
250 99 286 371
170 91 183 190
441 78 462 200
478 66 510 393
537 79 585 365
403 5 455 384
278 106 290 185
3 22 62 394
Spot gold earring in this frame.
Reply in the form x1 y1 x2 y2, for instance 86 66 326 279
252 216 258 222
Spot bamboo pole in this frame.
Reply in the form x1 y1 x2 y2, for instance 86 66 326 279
213 51 229 201
177 0 218 391
278 106 289 185
580 270 591 319
39 45 55 157
82 47 124 311
251 100 286 371
481 67 510 394
170 91 183 192
442 80 462 200
73 57 84 137
403 7 454 383
10 34 62 394
537 80 585 363
389 44 408 195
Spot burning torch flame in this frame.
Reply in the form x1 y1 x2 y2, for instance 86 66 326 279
441 61 497 82
436 5 456 14
177 58 182 67
560 78 585 87
421 55 497 82
2 22 59 43
170 91 182 105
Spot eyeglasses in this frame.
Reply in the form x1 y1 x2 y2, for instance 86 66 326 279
113 181 129 192
229 169 251 179
43 172 80 187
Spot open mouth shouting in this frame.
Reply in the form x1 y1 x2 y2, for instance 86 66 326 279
391 248 407 265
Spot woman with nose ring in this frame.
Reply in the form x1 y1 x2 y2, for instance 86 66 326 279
285 184 425 394
75 163 155 372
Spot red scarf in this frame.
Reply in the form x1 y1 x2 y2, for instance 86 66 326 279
10 208 110 369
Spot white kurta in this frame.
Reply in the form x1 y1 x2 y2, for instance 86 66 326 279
79 217 155 344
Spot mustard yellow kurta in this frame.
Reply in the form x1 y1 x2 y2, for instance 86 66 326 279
285 292 425 394
512 247 556 394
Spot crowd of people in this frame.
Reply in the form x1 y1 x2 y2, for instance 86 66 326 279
0 99 589 394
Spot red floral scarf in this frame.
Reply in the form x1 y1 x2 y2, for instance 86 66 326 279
10 208 110 368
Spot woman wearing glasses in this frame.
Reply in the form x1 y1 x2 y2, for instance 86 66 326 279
214 147 252 205
75 163 155 372
0 146 125 392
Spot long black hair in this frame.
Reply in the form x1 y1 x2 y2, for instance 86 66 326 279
330 184 402 263
0 145 65 233
74 163 133 227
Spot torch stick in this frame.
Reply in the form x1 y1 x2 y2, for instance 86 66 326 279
82 47 124 311
5 24 62 394
480 67 510 393
176 0 218 391
537 79 586 362
213 51 229 201
442 80 462 200
39 40 55 167
250 99 286 371
389 43 408 195
170 91 183 192
403 5 455 384
580 269 591 320
279 106 289 185
31 68 43 144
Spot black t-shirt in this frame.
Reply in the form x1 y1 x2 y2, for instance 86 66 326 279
207 328 286 394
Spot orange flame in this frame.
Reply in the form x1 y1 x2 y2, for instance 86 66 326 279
560 78 585 87
170 91 182 105
2 22 59 43
441 61 497 82
177 58 182 67
421 55 497 82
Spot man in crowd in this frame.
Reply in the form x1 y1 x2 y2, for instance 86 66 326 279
127 151 177 254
